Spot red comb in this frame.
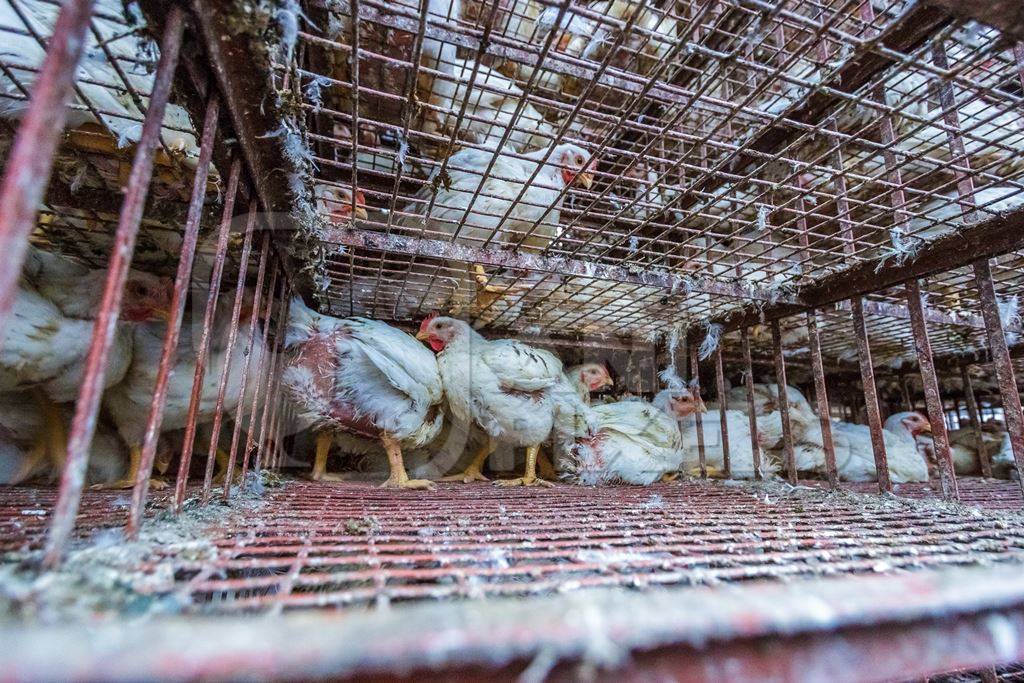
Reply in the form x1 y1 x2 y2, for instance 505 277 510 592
355 189 366 205
419 311 438 333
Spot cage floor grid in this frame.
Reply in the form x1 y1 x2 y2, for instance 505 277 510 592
5 477 1023 616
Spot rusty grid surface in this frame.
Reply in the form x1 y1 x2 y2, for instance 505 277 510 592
4 478 1024 614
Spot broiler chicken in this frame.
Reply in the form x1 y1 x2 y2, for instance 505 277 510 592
282 298 444 489
399 142 594 314
553 390 683 486
1 246 170 483
100 304 267 490
417 315 562 486
658 387 778 480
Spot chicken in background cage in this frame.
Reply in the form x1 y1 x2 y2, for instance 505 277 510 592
1 0 1024 680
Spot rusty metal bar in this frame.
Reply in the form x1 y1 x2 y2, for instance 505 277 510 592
923 0 1024 42
974 259 1024 490
690 342 706 479
42 7 185 566
850 297 892 493
960 364 992 478
905 279 959 501
210 232 270 502
235 265 280 493
131 95 220 524
254 289 292 476
806 309 838 488
0 0 94 341
770 320 796 484
327 227 790 304
740 327 761 481
174 199 254 511
714 346 730 479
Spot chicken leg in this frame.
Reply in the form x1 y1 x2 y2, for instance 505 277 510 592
496 444 554 487
439 437 494 483
213 449 243 486
91 445 169 490
309 431 348 482
537 449 558 481
380 433 434 490
473 265 530 310
11 390 66 484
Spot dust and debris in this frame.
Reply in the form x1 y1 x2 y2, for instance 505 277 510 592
0 490 269 625
344 517 382 535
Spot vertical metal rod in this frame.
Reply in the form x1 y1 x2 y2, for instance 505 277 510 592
905 279 958 501
960 364 992 478
254 291 292 476
850 297 892 493
171 156 242 507
236 266 280 490
690 343 706 479
209 232 269 502
806 310 838 488
714 346 730 479
173 199 256 511
770 320 796 484
129 95 219 527
43 8 185 566
974 259 1024 490
0 0 94 341
740 327 761 480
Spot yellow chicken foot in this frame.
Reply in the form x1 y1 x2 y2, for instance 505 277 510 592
212 449 243 486
686 465 724 479
496 444 554 487
379 433 434 490
537 449 558 481
660 471 679 483
34 388 67 476
9 439 49 485
439 439 494 483
472 265 529 308
309 431 348 482
91 445 168 490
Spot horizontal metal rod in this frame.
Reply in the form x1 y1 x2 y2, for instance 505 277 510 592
324 227 793 303
923 0 1024 42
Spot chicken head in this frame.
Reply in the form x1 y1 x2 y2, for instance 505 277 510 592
664 388 707 418
315 183 369 223
122 273 173 322
556 143 595 189
416 314 466 352
900 412 932 437
577 363 614 392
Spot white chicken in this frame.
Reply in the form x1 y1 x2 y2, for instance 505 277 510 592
659 387 778 480
417 314 562 486
398 141 593 315
1 247 170 481
554 394 683 486
0 0 199 161
420 0 555 153
100 306 268 490
282 298 445 489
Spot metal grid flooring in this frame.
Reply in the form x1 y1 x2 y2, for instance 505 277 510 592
5 477 1023 615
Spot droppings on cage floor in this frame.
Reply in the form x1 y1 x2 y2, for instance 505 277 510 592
3 477 1023 621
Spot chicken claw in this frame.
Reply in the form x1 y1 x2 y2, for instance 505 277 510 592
686 465 724 479
92 477 168 491
660 472 679 483
380 475 435 490
495 475 554 488
438 440 493 483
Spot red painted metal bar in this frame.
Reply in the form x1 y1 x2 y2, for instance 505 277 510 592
806 310 838 488
714 346 731 479
41 7 185 566
129 95 220 528
174 199 255 511
974 259 1024 491
254 288 292 476
850 297 892 493
960 364 992 478
770 320 796 484
215 235 270 500
740 327 762 480
0 0 94 342
906 279 959 501
690 343 706 479
236 266 281 493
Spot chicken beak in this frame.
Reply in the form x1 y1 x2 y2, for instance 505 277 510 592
576 171 594 190
698 397 708 414
354 206 369 220
919 421 932 434
601 376 614 389
152 308 170 322
415 330 429 341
